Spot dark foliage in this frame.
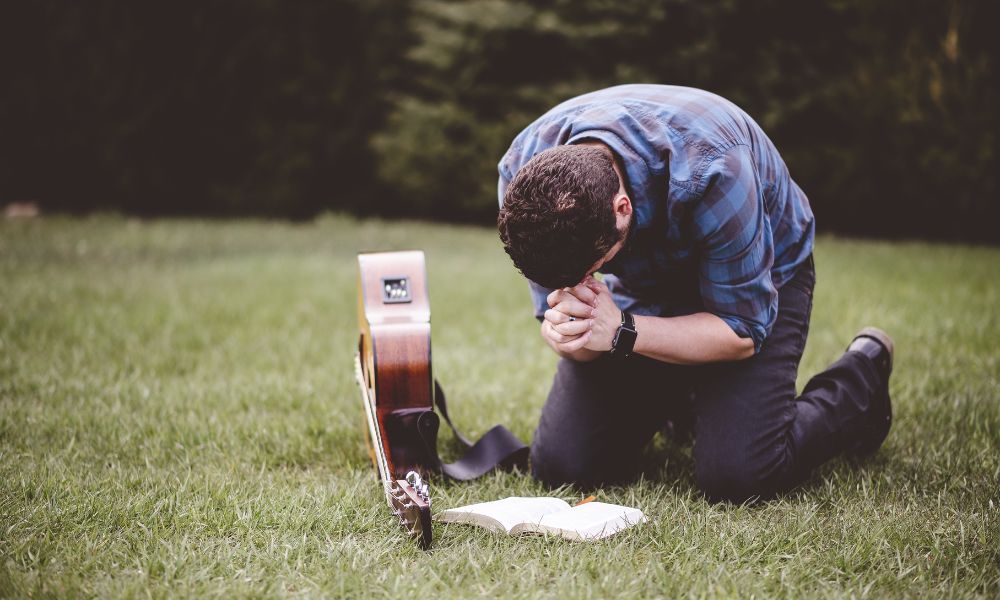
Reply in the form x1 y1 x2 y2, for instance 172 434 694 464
0 0 407 218
1 0 996 240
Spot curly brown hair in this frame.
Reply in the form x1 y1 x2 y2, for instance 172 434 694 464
498 145 623 288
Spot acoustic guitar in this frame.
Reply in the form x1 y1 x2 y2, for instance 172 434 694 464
354 250 435 548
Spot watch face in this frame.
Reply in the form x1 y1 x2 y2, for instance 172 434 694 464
611 318 638 356
622 329 638 356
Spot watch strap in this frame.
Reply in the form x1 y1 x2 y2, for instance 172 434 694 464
610 310 637 358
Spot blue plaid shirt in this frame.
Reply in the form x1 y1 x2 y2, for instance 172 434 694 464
497 84 815 352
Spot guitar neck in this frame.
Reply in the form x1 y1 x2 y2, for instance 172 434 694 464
354 354 394 508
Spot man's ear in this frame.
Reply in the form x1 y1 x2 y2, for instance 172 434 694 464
613 194 633 219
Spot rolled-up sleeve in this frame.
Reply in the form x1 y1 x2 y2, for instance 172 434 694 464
497 171 509 209
693 145 777 353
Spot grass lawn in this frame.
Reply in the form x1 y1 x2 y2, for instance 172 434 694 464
1 215 998 598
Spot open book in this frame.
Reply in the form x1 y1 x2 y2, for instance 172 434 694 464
437 497 646 542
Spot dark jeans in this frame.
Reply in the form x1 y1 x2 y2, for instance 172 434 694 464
530 257 885 503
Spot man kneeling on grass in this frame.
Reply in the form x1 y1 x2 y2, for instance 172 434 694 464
497 84 894 503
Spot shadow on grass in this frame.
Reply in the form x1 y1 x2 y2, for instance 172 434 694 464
604 430 905 508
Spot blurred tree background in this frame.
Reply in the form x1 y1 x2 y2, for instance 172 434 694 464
1 0 996 241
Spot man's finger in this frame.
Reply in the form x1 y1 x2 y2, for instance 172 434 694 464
557 330 591 353
548 286 598 308
543 308 569 324
544 324 584 345
544 308 588 325
584 276 609 294
566 282 597 305
552 298 596 319
548 330 574 344
552 317 592 336
546 288 576 308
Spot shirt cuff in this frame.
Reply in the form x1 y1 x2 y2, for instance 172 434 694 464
717 315 768 354
528 280 554 320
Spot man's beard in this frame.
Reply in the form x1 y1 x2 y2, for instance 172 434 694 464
618 211 636 251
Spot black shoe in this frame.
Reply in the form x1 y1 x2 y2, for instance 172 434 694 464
845 327 894 460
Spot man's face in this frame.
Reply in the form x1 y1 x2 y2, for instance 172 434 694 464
580 164 633 282
581 218 630 283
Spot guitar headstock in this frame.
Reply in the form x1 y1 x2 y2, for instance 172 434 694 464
389 471 432 549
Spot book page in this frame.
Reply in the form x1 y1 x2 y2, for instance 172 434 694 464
516 501 646 541
437 497 571 533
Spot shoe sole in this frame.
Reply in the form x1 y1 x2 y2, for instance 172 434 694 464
856 326 894 374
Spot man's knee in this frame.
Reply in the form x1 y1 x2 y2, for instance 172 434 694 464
530 439 587 488
694 449 792 504
530 437 636 489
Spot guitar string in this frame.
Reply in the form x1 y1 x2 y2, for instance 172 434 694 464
354 354 395 510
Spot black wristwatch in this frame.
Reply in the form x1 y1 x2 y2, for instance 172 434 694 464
610 310 637 358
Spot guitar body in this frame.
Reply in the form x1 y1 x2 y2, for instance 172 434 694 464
355 250 438 548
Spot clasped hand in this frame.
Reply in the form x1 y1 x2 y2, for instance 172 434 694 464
541 276 622 355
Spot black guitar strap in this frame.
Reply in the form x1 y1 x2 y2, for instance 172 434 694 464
411 380 529 481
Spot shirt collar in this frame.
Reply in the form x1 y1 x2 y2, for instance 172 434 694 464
567 130 653 231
